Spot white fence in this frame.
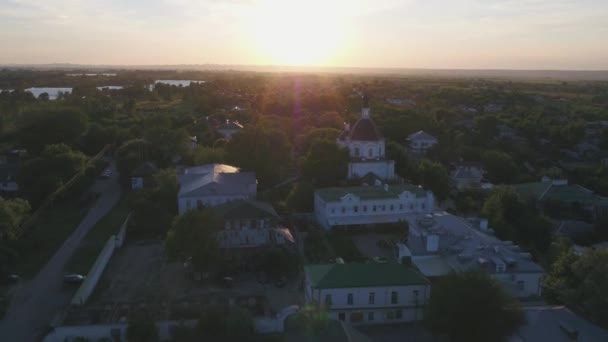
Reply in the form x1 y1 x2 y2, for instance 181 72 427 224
71 214 131 305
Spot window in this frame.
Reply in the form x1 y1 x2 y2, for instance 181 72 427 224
354 206 358 213
399 204 403 210
372 205 377 212
325 294 332 306
395 310 403 319
391 291 398 304
331 208 335 214
368 149 373 158
338 313 345 321
422 203 425 209
382 205 386 211
341 207 346 213
410 204 414 210
363 205 367 212
368 292 375 304
368 312 375 321
390 204 394 211
517 280 525 291
347 293 353 305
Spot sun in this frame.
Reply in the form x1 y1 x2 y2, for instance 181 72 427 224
250 1 345 66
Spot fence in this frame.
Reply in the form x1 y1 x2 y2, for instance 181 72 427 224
71 214 130 306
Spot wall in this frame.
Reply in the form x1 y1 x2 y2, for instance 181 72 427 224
348 160 395 180
178 194 250 214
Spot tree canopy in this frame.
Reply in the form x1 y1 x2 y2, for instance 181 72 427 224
129 169 179 237
18 107 88 154
301 139 349 187
425 271 525 342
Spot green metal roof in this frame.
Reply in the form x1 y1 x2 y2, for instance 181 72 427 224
213 199 278 220
315 184 427 202
513 182 608 205
305 262 430 289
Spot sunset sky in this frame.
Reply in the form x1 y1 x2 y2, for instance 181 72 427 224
2 0 608 69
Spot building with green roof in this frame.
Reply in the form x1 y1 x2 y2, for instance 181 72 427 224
513 178 608 220
304 262 431 325
314 184 434 229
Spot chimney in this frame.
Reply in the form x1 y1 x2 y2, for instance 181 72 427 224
426 234 439 252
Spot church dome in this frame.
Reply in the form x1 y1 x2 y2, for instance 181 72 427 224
349 117 383 141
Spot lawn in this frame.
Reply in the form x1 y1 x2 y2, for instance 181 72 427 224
65 196 130 275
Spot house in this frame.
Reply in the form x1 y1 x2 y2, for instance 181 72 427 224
511 306 608 342
217 120 243 139
214 199 294 248
407 131 438 154
513 178 608 220
130 162 159 190
399 213 545 298
304 262 431 325
450 162 491 191
337 95 395 181
314 184 434 230
177 164 256 214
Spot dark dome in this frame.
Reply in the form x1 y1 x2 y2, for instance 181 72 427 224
349 118 383 141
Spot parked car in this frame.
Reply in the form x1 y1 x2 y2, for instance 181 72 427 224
63 274 86 284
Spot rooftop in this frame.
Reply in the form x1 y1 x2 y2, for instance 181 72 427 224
348 117 384 141
513 180 608 206
406 212 544 275
315 184 428 202
512 306 608 342
178 163 256 197
407 131 437 141
214 199 278 220
305 262 430 289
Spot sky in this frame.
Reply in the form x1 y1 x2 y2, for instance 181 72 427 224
1 0 608 69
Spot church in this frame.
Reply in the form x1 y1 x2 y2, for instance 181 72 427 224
337 95 395 182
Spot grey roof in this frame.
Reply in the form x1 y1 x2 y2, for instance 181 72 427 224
513 306 608 342
407 131 437 141
178 164 256 197
406 213 544 275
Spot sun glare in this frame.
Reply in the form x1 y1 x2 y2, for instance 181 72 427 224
251 1 345 66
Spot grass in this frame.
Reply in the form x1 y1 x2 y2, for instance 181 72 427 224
65 196 129 275
14 200 90 277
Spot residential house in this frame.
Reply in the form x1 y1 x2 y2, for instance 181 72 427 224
450 162 491 191
214 199 294 248
510 306 608 342
399 213 545 298
130 162 159 190
513 177 608 220
314 184 434 230
407 131 438 154
337 95 395 181
177 164 256 214
217 120 243 139
304 262 431 325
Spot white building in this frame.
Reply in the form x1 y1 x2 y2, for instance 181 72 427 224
214 200 294 249
399 213 545 298
407 131 438 154
304 262 431 325
177 164 256 214
337 95 395 181
217 120 243 139
450 162 491 191
314 184 434 230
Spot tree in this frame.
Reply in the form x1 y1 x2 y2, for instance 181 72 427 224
425 271 525 342
17 144 87 205
417 160 450 202
129 169 179 236
301 140 349 187
482 187 551 255
295 128 341 155
225 126 293 188
543 248 608 328
482 150 518 184
18 107 88 154
286 181 315 212
115 139 152 188
198 305 254 342
126 310 159 342
386 141 415 179
165 208 221 274
0 197 31 241
80 123 117 155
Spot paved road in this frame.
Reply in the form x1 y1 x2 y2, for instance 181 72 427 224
0 162 121 342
